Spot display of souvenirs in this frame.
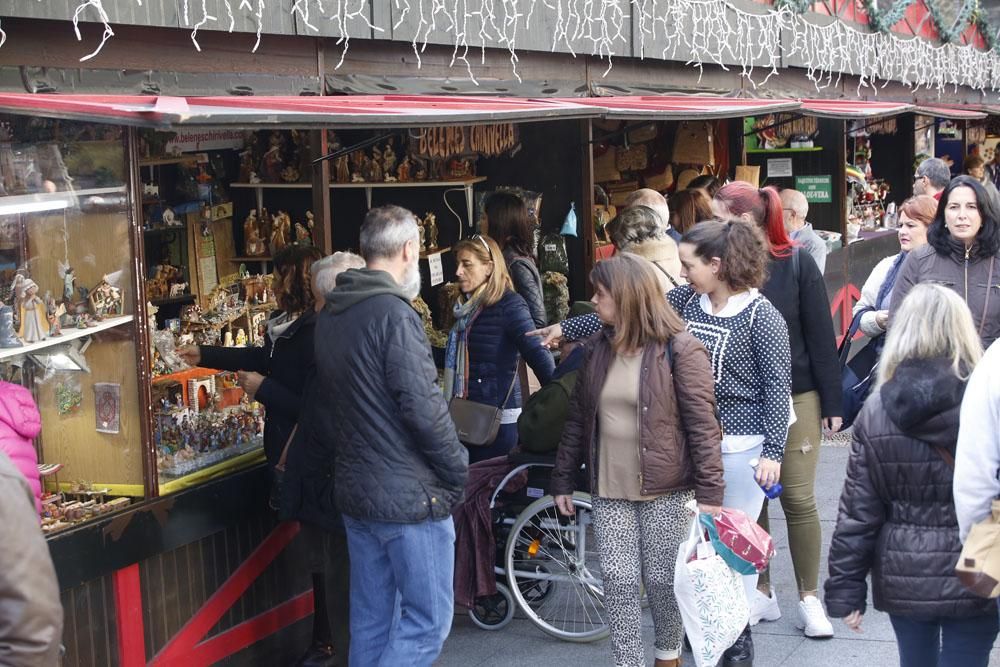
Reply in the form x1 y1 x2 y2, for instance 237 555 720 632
152 372 265 478
260 131 286 182
17 279 46 343
40 484 131 534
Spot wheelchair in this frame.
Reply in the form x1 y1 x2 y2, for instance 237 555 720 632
467 451 610 642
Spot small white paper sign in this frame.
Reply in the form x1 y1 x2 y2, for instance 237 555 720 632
767 157 793 178
428 252 444 287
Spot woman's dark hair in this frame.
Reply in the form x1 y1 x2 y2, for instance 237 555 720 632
669 189 714 234
928 175 1000 260
686 175 721 198
484 191 534 258
272 244 322 313
681 218 769 291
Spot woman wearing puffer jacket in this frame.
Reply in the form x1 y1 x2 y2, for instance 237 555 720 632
825 283 999 666
0 380 43 513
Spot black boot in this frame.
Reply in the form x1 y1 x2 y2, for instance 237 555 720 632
293 641 336 667
721 625 753 667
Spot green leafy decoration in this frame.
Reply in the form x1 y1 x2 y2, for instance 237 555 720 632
776 0 995 48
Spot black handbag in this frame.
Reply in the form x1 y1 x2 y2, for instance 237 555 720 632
449 372 518 447
838 308 880 429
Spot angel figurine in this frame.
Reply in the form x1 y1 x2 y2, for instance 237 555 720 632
424 212 439 250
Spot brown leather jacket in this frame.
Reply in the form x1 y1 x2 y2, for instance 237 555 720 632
890 241 1000 347
550 330 725 505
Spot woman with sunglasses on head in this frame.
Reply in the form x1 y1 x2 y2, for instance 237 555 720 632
446 235 555 463
890 175 1000 348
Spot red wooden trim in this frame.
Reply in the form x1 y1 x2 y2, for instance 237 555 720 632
831 284 862 346
183 591 314 666
113 564 147 667
152 521 302 665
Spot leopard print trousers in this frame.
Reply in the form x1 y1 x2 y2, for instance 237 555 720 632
592 491 695 667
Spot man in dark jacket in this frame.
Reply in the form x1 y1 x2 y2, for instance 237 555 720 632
317 205 468 667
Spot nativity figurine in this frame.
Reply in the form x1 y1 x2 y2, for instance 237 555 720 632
270 210 291 253
17 279 47 343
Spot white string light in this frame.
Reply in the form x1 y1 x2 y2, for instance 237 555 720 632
1 0 999 90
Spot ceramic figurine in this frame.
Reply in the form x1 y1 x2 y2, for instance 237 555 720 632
397 156 412 183
259 208 273 246
249 171 261 184
0 305 22 348
243 210 267 256
280 165 300 183
162 207 180 227
235 328 247 346
334 155 350 183
17 279 47 343
260 131 285 183
44 291 62 337
238 147 255 182
223 331 234 347
367 147 384 183
270 211 291 253
383 141 397 177
9 274 26 329
61 267 76 304
418 219 427 253
424 212 439 250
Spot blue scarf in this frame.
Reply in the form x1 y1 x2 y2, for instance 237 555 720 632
876 252 907 311
443 294 484 400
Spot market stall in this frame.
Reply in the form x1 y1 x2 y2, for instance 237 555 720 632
0 92 605 667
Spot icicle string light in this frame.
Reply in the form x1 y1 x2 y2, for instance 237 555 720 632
5 0 1000 89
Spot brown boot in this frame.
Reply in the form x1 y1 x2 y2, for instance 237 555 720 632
653 659 680 667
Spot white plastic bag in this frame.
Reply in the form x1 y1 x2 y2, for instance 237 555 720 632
674 511 750 667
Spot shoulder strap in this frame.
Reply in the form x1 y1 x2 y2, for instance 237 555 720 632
651 261 681 288
979 256 995 338
933 445 955 469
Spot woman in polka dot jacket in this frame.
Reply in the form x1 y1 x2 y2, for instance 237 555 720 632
540 219 790 665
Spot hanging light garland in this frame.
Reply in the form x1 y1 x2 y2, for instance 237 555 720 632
9 0 1000 92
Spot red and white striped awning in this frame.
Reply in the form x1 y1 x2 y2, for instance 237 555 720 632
562 95 802 120
798 99 915 119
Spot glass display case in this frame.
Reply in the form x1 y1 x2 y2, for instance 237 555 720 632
0 116 142 533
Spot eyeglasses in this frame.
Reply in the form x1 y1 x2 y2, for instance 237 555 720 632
472 234 493 261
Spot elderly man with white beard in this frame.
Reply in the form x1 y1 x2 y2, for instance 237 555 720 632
317 204 468 667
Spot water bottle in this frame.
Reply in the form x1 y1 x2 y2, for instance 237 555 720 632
749 458 783 499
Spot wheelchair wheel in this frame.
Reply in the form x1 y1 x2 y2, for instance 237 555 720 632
504 493 609 642
468 582 515 631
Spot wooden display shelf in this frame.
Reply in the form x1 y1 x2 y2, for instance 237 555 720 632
745 147 823 154
230 182 312 189
420 246 451 259
150 294 195 306
329 176 485 226
0 314 134 361
230 256 273 262
139 156 191 167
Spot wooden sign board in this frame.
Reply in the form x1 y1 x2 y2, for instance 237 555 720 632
410 123 519 160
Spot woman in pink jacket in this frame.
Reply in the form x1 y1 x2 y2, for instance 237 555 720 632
0 380 43 513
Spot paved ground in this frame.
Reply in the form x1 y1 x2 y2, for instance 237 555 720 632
436 436 1000 666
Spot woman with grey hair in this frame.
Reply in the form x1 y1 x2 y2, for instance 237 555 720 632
312 251 365 309
610 205 683 293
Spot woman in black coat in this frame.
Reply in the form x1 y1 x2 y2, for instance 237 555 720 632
825 283 997 667
180 244 321 476
483 191 547 328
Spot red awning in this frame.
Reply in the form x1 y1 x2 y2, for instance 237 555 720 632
0 94 603 128
564 96 801 120
799 99 915 119
914 104 987 120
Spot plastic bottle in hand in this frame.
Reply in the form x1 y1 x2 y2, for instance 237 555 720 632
749 458 783 499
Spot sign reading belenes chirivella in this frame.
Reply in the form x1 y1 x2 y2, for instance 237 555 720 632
411 124 519 160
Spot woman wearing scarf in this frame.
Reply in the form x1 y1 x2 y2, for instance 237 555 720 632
852 195 936 340
445 235 554 463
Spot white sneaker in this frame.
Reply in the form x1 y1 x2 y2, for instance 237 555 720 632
749 587 781 625
796 595 835 638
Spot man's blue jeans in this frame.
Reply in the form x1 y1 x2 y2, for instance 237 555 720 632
889 612 999 667
342 514 456 667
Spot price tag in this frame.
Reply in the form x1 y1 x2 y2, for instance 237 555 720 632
428 252 444 287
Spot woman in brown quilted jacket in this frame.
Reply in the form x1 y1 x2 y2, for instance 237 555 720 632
551 253 724 667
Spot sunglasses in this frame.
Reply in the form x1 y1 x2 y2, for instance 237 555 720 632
472 234 493 261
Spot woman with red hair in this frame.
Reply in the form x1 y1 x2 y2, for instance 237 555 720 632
713 182 842 643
